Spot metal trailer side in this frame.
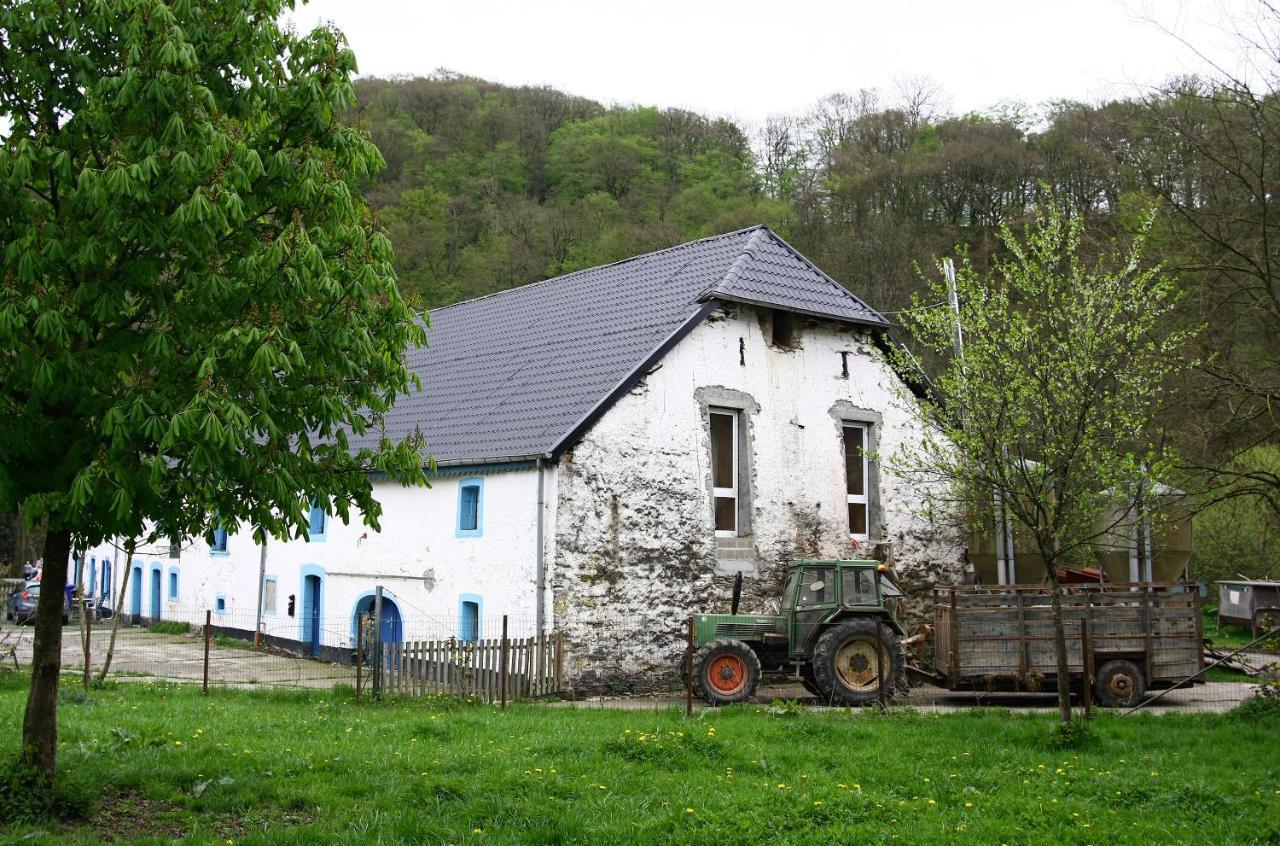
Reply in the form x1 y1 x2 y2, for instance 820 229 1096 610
931 583 1203 692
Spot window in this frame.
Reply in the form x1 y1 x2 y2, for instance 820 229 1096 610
770 309 797 348
263 577 278 615
215 595 226 613
709 410 739 536
843 424 869 540
797 567 834 608
210 525 229 554
460 599 480 642
456 478 483 537
308 499 327 541
841 568 877 606
168 569 179 601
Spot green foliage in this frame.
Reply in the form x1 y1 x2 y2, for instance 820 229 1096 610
1231 679 1280 722
146 622 191 636
1190 446 1280 583
893 200 1194 569
0 1 427 551
0 760 95 824
1050 717 1096 750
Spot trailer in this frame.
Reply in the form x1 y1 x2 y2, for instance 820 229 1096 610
918 582 1204 707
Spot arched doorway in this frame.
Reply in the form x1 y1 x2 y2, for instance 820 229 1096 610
130 564 143 623
149 565 162 622
352 593 404 647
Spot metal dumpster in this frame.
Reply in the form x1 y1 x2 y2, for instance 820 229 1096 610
1216 580 1280 636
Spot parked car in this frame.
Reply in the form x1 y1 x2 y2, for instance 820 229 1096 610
6 581 70 625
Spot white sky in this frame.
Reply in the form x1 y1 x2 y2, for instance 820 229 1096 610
288 0 1268 123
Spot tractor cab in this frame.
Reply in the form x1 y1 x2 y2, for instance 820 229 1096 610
690 559 907 706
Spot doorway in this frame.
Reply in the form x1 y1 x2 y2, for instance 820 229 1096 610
302 573 322 656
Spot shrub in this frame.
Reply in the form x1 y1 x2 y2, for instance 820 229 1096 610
0 760 95 825
1231 679 1280 722
146 621 190 635
1050 716 1096 750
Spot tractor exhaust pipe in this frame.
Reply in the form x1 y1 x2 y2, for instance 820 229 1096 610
730 571 743 615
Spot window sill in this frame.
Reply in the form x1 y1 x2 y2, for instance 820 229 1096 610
210 550 230 557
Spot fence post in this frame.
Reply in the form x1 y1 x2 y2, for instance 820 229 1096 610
372 586 384 698
685 616 695 718
202 609 211 695
355 612 364 699
500 615 509 710
875 618 887 711
82 597 93 692
555 630 564 695
1080 614 1093 720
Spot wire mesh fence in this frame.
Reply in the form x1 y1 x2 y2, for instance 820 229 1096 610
0 596 1275 717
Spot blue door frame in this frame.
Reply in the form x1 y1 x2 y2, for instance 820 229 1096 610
351 593 404 647
101 560 111 606
149 567 162 621
301 569 323 657
130 566 142 620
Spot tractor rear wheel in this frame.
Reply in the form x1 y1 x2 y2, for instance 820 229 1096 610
692 639 761 706
1095 659 1146 708
799 664 823 699
812 619 903 706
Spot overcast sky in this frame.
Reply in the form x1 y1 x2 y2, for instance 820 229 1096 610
288 0 1266 123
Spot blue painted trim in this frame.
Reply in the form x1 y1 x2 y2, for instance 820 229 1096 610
458 593 483 642
209 524 229 556
455 477 484 538
299 564 326 646
215 594 227 614
148 562 164 618
262 574 278 616
308 500 327 542
348 588 406 646
130 564 143 616
167 565 180 601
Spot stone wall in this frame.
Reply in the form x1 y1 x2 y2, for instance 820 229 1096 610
551 303 966 692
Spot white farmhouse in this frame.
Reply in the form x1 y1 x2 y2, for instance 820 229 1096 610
74 226 965 684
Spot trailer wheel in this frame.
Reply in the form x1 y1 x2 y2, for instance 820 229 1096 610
1095 659 1146 708
692 639 761 706
812 619 903 706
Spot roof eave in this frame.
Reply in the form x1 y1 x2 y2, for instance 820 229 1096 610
699 292 889 330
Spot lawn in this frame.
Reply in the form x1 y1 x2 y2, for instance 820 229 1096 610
0 675 1277 845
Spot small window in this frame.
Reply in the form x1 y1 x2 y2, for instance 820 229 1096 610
308 499 327 540
770 309 797 349
263 577 278 614
168 570 179 601
456 478 483 537
841 568 877 606
709 409 739 536
797 567 834 608
844 425 869 540
210 525 229 554
460 600 480 642
215 595 226 613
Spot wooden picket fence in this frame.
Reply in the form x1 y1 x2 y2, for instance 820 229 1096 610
376 633 563 702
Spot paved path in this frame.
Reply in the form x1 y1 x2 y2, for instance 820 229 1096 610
2 621 355 689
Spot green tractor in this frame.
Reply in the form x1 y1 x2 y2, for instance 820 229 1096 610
690 559 906 706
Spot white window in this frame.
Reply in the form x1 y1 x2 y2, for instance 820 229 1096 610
709 409 739 536
844 424 869 541
263 577 278 615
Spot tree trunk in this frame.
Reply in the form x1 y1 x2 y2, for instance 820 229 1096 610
20 527 72 779
97 545 133 684
1046 571 1073 724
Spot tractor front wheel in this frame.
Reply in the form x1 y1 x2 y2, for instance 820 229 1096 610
692 639 761 706
812 619 903 706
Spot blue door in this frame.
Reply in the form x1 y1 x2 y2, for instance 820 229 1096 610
352 594 403 647
130 566 142 619
150 568 162 621
101 561 111 605
303 574 321 656
87 559 96 606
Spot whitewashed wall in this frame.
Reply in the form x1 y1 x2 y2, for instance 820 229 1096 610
75 468 547 651
551 303 966 690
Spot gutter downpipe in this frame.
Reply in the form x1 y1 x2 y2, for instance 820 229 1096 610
254 536 267 648
536 457 547 636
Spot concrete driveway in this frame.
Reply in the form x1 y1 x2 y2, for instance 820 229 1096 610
2 621 355 689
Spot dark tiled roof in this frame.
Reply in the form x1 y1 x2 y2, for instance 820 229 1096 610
360 226 886 465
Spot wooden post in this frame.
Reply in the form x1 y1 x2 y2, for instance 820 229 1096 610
373 586 384 698
355 612 364 699
555 630 564 695
875 618 887 711
82 597 93 692
685 616 695 718
948 589 960 685
1080 613 1093 720
501 615 509 710
1193 588 1206 674
202 609 211 695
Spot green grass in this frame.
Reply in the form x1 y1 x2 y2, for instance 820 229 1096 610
146 622 191 636
212 634 252 651
0 674 1277 845
1202 607 1280 654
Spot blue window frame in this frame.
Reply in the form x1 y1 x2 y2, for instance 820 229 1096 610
167 567 179 600
456 477 483 538
459 594 482 642
210 524 229 555
308 499 327 541
215 594 226 614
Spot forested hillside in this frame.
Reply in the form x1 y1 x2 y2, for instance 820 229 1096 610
348 71 1280 581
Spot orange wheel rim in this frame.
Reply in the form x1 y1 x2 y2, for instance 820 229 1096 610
707 654 748 695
